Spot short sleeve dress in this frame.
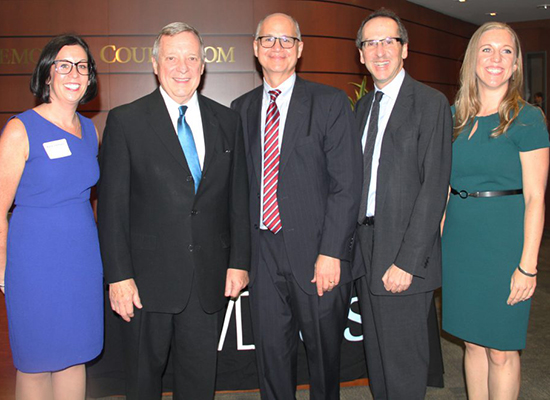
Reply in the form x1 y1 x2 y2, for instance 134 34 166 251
442 104 549 350
4 110 104 372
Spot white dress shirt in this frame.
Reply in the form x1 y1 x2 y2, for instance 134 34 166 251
160 87 206 169
259 74 296 229
361 68 406 217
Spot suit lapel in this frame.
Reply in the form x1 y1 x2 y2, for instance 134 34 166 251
357 90 374 142
199 95 219 178
246 88 263 187
280 77 309 174
145 89 191 174
375 73 414 208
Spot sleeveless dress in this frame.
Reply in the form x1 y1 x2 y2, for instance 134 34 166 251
4 109 103 373
442 105 549 350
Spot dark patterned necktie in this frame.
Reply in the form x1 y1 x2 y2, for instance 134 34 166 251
358 91 384 222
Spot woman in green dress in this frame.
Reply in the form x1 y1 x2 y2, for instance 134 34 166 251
442 22 549 399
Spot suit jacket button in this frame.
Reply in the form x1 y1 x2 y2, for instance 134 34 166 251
191 209 199 215
186 175 193 182
257 192 260 198
254 224 258 229
188 244 194 252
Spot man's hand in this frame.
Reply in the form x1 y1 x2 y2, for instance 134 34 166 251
109 278 142 322
382 264 413 293
311 254 341 296
225 268 249 299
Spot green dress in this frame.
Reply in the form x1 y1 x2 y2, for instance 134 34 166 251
442 104 549 350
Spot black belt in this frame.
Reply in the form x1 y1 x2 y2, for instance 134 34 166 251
359 216 375 226
451 188 523 199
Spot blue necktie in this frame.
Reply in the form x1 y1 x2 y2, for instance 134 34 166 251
178 105 201 193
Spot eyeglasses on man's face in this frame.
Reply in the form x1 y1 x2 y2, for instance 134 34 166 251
256 36 301 49
361 37 403 49
53 60 90 76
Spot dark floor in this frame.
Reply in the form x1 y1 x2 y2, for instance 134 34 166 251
217 236 550 400
2 233 550 399
99 232 550 399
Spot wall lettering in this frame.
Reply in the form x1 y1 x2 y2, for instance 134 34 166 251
0 48 41 64
0 45 236 66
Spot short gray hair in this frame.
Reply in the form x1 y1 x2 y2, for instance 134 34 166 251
355 8 409 49
152 22 205 61
254 13 302 41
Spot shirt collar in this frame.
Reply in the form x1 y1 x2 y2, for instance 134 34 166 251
159 86 199 112
263 73 296 99
374 68 405 101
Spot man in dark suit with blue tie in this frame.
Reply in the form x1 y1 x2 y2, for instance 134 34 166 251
353 9 452 400
97 22 250 400
231 13 362 400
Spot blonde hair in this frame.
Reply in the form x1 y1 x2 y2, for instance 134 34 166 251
453 22 524 140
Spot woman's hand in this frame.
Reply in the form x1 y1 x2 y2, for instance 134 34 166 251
507 267 537 306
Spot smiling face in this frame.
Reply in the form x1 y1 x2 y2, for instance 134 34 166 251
254 13 303 87
475 28 517 93
48 45 90 105
358 17 408 89
152 31 205 104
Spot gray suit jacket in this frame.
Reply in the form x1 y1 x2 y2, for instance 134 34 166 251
355 72 452 295
232 76 363 295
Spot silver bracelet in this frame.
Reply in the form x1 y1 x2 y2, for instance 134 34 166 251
517 265 537 277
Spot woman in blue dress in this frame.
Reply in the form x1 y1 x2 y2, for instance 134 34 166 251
0 35 103 399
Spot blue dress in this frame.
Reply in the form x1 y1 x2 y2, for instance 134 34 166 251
4 110 103 373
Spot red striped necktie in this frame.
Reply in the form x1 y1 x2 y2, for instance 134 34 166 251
262 89 282 234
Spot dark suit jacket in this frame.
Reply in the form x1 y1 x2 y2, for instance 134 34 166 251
231 76 362 295
97 88 250 314
355 73 452 296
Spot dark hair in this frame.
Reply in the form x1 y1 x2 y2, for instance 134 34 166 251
30 34 98 104
356 8 409 48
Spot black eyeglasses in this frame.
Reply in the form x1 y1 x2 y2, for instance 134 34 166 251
53 60 90 76
361 37 403 49
256 36 301 49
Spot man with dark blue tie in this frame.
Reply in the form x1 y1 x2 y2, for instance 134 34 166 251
353 9 452 399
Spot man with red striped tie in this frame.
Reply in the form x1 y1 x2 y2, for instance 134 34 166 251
231 13 362 400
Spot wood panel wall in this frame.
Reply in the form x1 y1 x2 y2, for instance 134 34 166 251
510 19 550 113
509 19 550 226
0 0 476 135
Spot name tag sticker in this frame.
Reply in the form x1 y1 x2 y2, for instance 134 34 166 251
43 139 72 159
